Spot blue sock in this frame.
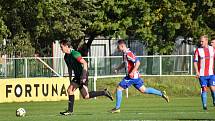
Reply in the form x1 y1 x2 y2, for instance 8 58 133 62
201 91 207 107
144 87 162 96
116 90 122 109
212 91 215 104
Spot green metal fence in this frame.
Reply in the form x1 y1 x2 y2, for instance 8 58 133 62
0 55 194 79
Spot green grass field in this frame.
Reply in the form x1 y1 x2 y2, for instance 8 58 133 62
0 96 215 121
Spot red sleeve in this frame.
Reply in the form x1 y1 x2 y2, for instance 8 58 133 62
127 52 136 63
193 48 199 62
76 56 83 63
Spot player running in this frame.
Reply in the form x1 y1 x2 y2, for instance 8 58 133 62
111 40 169 113
59 40 113 115
194 35 215 110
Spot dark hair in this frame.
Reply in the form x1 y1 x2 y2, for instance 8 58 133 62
59 40 71 47
117 39 126 45
211 37 215 41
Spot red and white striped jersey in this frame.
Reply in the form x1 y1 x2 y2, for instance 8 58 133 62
193 46 215 76
123 49 140 78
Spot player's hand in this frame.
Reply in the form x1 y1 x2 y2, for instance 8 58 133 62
129 72 134 78
196 71 200 78
81 75 87 84
81 69 87 84
113 69 118 74
81 78 87 84
129 69 137 78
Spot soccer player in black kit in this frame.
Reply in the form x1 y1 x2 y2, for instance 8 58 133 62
59 40 113 115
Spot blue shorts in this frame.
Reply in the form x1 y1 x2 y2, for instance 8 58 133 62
118 76 144 90
199 75 215 87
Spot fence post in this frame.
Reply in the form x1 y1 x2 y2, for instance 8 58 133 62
94 57 97 99
4 56 7 77
160 56 162 76
25 58 28 78
126 88 129 98
60 58 64 77
190 55 193 75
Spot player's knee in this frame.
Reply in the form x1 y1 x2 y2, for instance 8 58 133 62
67 89 74 95
68 91 75 95
83 94 89 99
117 86 124 91
201 87 207 92
139 86 146 93
140 89 145 93
139 88 145 93
211 86 215 92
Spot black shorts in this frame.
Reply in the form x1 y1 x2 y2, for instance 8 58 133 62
70 77 88 89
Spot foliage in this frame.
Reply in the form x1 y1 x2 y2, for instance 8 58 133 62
0 0 215 56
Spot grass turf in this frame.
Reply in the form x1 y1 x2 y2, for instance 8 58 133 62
0 96 215 121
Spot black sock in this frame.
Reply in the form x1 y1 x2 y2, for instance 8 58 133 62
89 91 105 98
68 95 74 112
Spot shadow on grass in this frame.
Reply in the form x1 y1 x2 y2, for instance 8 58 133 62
73 113 93 116
178 119 215 121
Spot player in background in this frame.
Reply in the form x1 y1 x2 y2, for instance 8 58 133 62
59 40 113 115
194 35 215 110
210 36 215 107
210 37 215 48
111 40 169 113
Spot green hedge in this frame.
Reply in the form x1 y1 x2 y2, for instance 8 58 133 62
96 76 202 97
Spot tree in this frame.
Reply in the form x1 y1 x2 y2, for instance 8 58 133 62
1 0 37 56
1 0 215 57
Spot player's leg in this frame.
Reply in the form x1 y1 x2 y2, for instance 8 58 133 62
111 77 131 113
208 75 215 106
78 79 113 100
111 86 124 113
199 76 208 110
79 85 113 100
60 82 78 115
134 78 169 102
209 86 215 106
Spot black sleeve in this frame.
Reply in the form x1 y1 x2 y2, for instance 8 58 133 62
68 67 73 81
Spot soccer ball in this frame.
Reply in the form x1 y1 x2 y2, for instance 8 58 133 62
16 108 26 117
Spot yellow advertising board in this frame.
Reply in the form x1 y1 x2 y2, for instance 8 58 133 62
0 77 79 103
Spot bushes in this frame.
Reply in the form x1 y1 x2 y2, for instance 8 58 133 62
96 76 201 97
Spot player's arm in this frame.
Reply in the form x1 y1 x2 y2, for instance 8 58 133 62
127 52 140 77
194 62 200 78
68 67 73 81
193 49 200 78
79 58 88 83
131 60 140 73
128 58 140 78
114 62 125 73
73 50 88 83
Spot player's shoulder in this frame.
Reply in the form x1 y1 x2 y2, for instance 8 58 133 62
126 49 137 56
64 53 69 58
208 45 214 50
195 46 203 52
70 49 81 56
125 49 135 55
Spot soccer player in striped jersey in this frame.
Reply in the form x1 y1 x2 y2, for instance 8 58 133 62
59 40 113 115
210 36 215 107
194 35 215 110
211 37 215 48
111 40 169 113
